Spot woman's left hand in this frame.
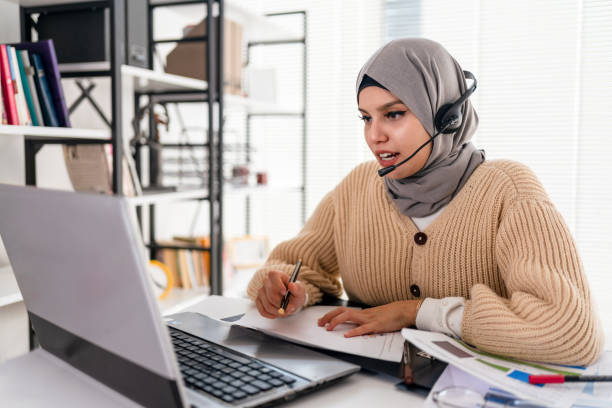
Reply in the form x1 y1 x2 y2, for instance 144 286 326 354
317 300 421 337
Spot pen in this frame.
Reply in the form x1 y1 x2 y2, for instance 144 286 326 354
528 374 612 384
278 259 302 315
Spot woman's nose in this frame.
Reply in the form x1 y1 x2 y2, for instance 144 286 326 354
367 120 388 144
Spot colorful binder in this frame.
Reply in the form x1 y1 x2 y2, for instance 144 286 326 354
13 40 71 127
16 50 40 126
31 53 59 127
19 50 44 128
8 46 32 126
0 81 6 124
0 44 19 125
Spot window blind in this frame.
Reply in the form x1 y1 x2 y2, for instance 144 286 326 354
385 0 612 341
252 0 384 249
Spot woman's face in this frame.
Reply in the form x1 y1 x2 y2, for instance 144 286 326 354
358 86 432 179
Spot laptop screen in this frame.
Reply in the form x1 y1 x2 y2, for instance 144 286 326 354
0 184 185 408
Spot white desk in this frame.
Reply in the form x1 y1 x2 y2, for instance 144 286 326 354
0 296 426 407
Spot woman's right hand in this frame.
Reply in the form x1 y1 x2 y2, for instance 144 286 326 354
255 270 306 318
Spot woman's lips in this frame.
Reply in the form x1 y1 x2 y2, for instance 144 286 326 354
376 152 400 166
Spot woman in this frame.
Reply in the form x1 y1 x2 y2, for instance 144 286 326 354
247 38 603 365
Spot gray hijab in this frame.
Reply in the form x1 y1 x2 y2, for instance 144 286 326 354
356 38 485 218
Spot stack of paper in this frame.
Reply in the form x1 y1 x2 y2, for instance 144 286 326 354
402 328 612 408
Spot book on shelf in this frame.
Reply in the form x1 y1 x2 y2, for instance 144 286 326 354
155 237 211 290
7 45 31 126
192 250 204 287
0 44 19 125
176 249 192 289
31 53 59 127
0 70 6 124
0 40 71 128
157 243 181 289
174 236 211 289
13 40 70 127
16 50 42 126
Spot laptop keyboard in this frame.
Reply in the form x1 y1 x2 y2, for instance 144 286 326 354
169 327 297 404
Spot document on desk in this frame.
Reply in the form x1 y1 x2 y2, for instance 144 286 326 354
236 305 404 362
402 328 612 408
424 362 612 408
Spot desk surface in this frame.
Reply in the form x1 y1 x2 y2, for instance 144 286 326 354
0 296 426 407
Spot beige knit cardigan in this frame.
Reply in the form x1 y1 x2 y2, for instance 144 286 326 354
247 160 604 365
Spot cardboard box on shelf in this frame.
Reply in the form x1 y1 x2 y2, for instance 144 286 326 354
165 17 242 95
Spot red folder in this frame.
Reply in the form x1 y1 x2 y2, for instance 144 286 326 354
0 45 19 125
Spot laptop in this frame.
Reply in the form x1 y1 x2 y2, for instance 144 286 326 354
0 184 360 408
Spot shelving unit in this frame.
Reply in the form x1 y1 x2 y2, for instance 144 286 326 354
141 1 305 300
142 4 307 300
0 0 306 354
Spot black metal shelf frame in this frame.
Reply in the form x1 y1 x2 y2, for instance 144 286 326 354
21 0 124 191
18 0 225 348
19 0 128 351
144 0 224 296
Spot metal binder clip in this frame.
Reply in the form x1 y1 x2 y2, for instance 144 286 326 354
400 340 447 388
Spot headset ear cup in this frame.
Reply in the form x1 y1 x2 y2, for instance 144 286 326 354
434 103 462 134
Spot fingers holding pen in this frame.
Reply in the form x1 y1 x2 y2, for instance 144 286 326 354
256 287 282 318
263 271 289 306
255 294 277 319
256 270 304 318
285 281 306 315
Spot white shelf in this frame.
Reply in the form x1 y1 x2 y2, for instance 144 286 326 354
9 0 88 6
127 185 300 206
148 0 303 44
128 188 209 206
0 266 23 308
224 94 303 115
225 2 303 43
225 185 302 196
122 65 207 94
158 287 209 316
0 125 110 140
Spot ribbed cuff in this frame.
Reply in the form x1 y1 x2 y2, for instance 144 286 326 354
415 297 465 339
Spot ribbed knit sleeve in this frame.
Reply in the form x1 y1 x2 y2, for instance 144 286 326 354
246 191 343 305
462 196 604 365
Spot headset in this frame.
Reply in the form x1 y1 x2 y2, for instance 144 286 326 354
378 70 477 177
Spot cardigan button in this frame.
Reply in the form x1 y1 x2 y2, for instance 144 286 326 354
410 284 421 298
414 232 428 245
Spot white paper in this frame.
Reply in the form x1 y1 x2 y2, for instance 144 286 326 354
402 328 612 408
237 305 404 362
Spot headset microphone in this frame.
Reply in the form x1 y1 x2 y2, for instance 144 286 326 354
377 71 477 177
377 126 447 177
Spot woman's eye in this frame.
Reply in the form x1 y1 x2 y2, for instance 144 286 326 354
359 115 371 123
386 111 406 120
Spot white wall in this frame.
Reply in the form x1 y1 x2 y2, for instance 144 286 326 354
0 0 31 361
0 0 22 268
